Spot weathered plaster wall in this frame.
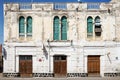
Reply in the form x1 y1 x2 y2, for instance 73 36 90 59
3 1 120 77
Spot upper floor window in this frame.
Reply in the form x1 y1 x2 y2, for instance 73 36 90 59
53 16 67 41
87 3 100 9
27 16 32 37
19 16 32 37
54 3 67 10
87 16 93 37
19 16 25 37
53 16 60 40
94 16 102 37
95 16 100 25
61 16 67 40
87 16 102 38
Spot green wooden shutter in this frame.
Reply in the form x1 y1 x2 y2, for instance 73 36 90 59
61 16 67 40
27 17 32 36
19 16 25 36
87 17 93 36
53 16 59 40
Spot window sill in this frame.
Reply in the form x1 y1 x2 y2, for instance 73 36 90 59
48 40 71 42
47 40 72 47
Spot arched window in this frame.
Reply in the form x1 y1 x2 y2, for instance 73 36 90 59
95 16 100 24
95 16 102 37
53 16 59 40
87 16 93 37
61 16 67 40
27 16 32 36
19 16 25 36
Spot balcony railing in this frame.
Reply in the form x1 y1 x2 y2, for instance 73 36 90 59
87 3 100 9
19 3 32 10
54 3 67 10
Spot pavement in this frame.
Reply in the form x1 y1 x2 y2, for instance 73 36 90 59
0 73 2 78
0 73 120 80
0 77 120 80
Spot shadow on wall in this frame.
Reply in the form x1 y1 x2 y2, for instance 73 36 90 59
2 48 7 60
42 44 48 60
0 56 3 73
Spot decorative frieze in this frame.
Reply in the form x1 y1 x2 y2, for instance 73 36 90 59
33 73 54 77
67 73 88 77
3 73 19 77
104 73 120 77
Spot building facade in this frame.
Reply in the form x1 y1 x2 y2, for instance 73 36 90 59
3 0 120 77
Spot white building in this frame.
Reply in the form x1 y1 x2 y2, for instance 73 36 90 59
3 0 120 77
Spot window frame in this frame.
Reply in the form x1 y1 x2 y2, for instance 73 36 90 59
19 16 25 37
53 16 67 41
87 16 102 39
26 16 32 37
18 16 33 39
87 16 93 37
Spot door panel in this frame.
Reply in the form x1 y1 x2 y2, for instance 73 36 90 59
26 60 32 74
19 60 26 74
54 61 60 74
19 55 32 77
60 60 67 76
88 56 100 76
54 56 67 77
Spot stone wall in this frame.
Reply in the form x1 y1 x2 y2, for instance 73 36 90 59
3 2 118 43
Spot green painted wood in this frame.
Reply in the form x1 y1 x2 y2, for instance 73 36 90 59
27 17 32 36
19 16 25 36
54 16 59 40
61 16 67 40
87 17 93 36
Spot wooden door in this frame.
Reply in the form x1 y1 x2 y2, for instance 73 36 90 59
88 56 100 76
54 55 67 77
19 55 32 77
